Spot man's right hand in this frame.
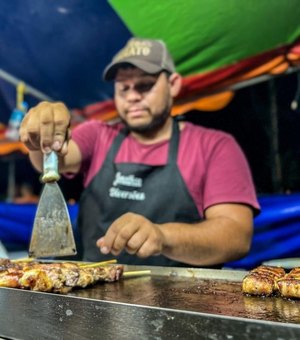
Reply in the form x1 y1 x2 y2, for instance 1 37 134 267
19 101 71 155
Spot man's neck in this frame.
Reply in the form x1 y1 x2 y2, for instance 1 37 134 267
130 117 174 145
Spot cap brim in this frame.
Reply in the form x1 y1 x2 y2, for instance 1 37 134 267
103 58 164 81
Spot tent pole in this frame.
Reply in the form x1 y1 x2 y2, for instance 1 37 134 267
0 68 53 102
228 66 300 93
6 159 16 202
268 79 282 193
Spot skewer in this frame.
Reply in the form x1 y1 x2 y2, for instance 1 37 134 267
11 258 34 263
123 270 151 278
10 258 117 267
80 259 117 268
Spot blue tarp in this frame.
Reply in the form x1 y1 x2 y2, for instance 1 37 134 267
1 194 300 269
0 203 79 251
0 0 132 123
227 193 300 269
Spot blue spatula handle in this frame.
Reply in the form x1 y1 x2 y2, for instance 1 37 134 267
42 151 60 183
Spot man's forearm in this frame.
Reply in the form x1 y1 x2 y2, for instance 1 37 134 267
160 217 252 266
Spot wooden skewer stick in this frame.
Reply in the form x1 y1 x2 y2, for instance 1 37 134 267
80 259 117 268
123 270 151 278
11 258 34 263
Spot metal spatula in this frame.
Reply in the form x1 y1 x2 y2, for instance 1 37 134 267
29 151 77 258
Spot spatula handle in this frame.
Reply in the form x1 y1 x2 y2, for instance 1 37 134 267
42 151 60 183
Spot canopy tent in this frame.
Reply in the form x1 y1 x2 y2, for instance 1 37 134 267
61 0 300 121
0 0 300 154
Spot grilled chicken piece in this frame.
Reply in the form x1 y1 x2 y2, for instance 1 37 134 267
92 265 124 282
0 259 13 272
275 267 300 299
0 268 24 288
19 268 54 292
77 268 95 287
18 266 95 291
19 266 79 293
0 259 36 273
0 259 124 293
242 265 286 296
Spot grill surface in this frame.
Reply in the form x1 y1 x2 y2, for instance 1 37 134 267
1 266 300 339
69 267 300 324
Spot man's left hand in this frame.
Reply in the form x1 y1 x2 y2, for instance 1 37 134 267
96 212 165 257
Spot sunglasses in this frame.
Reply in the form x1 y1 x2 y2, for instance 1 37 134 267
115 72 168 97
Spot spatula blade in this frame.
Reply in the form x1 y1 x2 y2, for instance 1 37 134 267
29 182 77 258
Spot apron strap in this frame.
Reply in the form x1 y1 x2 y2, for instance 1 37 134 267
105 128 129 163
168 118 180 165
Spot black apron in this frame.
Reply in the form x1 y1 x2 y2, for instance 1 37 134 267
77 119 204 266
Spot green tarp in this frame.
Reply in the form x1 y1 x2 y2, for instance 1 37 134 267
110 0 300 76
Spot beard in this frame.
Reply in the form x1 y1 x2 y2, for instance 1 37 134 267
120 107 171 134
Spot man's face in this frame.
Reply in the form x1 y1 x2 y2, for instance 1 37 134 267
114 67 173 133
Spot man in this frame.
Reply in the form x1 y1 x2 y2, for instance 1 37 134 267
20 38 260 267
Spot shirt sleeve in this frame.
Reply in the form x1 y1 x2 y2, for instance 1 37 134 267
63 120 100 180
70 120 121 187
72 120 101 166
203 133 260 215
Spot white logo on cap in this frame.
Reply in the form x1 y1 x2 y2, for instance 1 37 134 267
114 41 152 61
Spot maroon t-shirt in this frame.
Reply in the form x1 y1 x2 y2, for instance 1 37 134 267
72 120 260 217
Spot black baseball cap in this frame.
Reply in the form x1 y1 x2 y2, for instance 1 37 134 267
103 37 176 81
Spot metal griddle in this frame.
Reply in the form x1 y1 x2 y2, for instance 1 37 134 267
1 266 300 340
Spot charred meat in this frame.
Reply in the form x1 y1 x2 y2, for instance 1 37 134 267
0 259 123 294
242 265 286 296
275 267 300 299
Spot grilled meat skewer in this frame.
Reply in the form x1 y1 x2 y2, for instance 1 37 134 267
0 259 123 293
